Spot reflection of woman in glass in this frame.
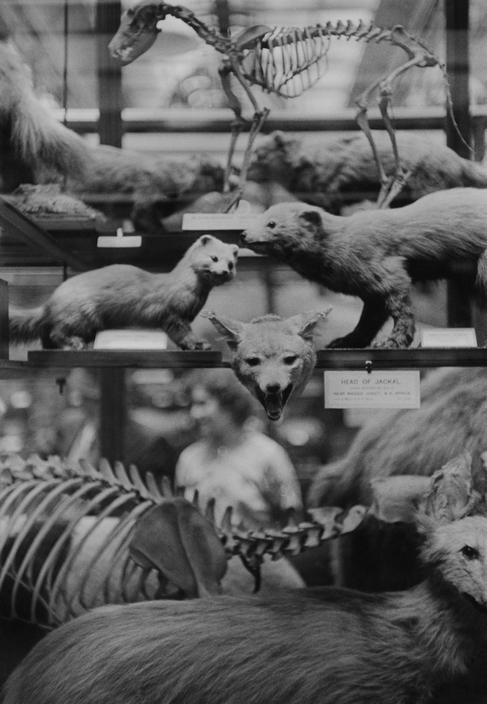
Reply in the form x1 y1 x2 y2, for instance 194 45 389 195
175 370 303 530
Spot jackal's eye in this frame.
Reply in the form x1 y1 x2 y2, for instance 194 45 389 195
283 355 298 365
211 256 219 262
245 357 261 367
461 545 480 560
267 220 277 229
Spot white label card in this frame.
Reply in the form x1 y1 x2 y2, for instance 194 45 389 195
182 213 259 230
324 370 421 409
420 327 477 348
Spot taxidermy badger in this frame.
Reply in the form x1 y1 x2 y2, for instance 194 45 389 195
241 188 487 348
9 235 238 350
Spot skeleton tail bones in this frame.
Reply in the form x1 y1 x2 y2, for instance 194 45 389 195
109 3 456 210
0 454 365 628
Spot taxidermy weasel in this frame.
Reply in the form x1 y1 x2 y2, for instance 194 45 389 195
9 235 239 350
241 188 487 348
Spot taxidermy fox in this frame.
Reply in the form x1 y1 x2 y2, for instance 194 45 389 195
9 235 238 350
4 457 487 704
241 188 487 348
207 310 330 420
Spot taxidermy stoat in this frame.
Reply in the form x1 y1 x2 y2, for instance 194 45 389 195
9 235 239 350
241 187 487 348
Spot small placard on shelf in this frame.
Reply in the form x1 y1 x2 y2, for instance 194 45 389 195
182 213 259 230
27 350 224 368
420 327 477 348
94 329 168 350
324 370 421 409
97 228 142 248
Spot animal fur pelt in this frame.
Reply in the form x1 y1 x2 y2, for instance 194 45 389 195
0 37 90 193
9 235 238 350
66 145 225 232
247 131 487 213
241 189 487 348
310 367 487 510
5 459 487 704
308 367 487 591
0 35 225 231
5 184 105 221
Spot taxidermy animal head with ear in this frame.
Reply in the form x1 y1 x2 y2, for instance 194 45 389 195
207 310 331 420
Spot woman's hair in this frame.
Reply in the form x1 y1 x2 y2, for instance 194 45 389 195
185 369 258 425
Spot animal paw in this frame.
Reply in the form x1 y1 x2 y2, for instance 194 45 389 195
181 339 212 351
371 338 408 349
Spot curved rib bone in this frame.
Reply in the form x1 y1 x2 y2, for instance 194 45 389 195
0 454 366 627
110 4 447 209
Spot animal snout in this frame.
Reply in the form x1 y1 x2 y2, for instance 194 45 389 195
239 231 248 245
265 382 282 394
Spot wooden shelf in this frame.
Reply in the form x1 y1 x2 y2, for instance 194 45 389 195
27 350 225 368
0 360 31 377
316 348 487 369
17 347 487 370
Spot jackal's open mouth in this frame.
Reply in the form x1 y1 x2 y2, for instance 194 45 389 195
257 385 293 421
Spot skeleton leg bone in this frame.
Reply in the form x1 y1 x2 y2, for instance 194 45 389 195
375 57 430 207
222 58 271 212
219 62 246 194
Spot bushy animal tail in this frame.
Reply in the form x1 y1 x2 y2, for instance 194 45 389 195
0 38 90 186
9 306 44 343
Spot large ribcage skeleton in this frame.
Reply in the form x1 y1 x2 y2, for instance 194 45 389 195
0 454 365 629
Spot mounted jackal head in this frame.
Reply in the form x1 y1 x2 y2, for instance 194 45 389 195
207 310 331 421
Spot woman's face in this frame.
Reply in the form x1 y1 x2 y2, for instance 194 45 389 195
190 386 228 436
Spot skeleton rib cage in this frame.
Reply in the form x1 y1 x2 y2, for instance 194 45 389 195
241 20 435 99
0 454 365 629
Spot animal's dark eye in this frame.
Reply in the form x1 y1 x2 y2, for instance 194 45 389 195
267 220 276 229
461 545 480 560
245 357 261 367
228 261 234 271
211 256 219 262
283 355 298 365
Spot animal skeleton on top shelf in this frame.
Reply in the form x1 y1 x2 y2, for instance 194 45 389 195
109 1 449 209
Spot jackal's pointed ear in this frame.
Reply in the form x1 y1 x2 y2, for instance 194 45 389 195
205 312 245 350
287 309 332 341
420 452 478 523
370 475 431 523
298 209 323 234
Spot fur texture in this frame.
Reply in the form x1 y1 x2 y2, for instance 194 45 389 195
67 145 224 232
4 474 487 704
241 189 487 348
0 38 89 192
247 131 487 212
310 368 487 509
9 235 238 350
0 37 224 231
208 311 330 420
309 367 487 591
